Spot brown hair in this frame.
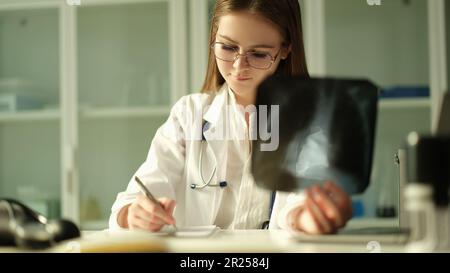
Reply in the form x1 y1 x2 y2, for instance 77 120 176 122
201 0 309 93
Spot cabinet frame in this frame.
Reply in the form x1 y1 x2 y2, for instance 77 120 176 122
0 0 188 223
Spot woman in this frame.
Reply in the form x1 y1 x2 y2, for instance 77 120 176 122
109 0 352 235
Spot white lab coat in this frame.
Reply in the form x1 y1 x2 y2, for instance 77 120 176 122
109 84 305 230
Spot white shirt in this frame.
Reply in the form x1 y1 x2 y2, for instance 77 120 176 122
109 84 304 231
220 89 272 229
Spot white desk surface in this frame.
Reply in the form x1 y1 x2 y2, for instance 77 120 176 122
0 218 412 253
67 229 408 253
55 218 408 253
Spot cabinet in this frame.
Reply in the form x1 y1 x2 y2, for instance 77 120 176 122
77 0 186 229
0 2 61 219
0 0 188 229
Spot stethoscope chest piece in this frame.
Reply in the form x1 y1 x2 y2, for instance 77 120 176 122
190 181 227 190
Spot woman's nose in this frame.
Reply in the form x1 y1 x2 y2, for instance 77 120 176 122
233 54 250 69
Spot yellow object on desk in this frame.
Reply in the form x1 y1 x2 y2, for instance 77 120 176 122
52 226 219 253
53 230 168 253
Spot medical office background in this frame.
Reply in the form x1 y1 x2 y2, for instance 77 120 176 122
0 0 448 230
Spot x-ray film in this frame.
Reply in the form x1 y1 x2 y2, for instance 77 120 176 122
252 76 378 195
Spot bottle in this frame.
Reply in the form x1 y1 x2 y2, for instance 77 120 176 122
375 153 397 218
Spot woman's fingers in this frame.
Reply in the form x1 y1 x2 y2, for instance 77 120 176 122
131 203 152 222
301 202 324 234
159 198 177 219
287 205 303 230
290 182 353 234
127 195 177 232
128 203 165 231
305 189 333 234
288 202 323 234
324 181 349 205
129 215 150 230
289 189 329 234
136 205 167 226
323 181 353 221
130 214 166 232
310 186 344 228
137 195 176 225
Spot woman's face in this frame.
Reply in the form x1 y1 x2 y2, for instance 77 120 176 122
215 11 290 101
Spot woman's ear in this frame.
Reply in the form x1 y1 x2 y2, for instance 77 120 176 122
281 44 292 60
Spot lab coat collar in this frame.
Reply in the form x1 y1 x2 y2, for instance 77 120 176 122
200 84 230 224
203 84 229 126
202 84 252 143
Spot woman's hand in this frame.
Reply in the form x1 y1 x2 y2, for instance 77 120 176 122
124 195 176 232
288 181 352 234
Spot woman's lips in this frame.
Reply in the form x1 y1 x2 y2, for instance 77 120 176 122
233 75 252 81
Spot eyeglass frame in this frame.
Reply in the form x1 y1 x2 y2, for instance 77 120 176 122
211 42 283 70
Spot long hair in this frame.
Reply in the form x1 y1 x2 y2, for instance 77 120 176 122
201 0 309 93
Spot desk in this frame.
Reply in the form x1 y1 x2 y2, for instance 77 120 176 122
63 228 407 253
0 218 407 253
157 218 402 253
161 229 405 253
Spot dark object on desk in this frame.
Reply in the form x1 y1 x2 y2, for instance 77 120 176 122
252 76 378 194
406 92 450 207
376 206 397 218
406 134 450 207
0 198 80 249
437 91 449 135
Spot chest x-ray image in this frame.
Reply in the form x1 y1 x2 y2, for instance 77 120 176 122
252 76 378 195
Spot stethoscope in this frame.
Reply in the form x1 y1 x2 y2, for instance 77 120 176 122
190 121 228 190
189 121 276 229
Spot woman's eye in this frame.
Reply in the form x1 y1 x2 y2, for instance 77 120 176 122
221 44 236 51
250 52 269 59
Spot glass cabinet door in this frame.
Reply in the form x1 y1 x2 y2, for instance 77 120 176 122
322 0 431 218
0 3 61 219
77 1 175 229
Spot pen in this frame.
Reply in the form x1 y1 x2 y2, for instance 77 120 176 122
134 176 177 230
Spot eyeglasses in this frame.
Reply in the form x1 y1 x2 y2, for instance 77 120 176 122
211 42 281 70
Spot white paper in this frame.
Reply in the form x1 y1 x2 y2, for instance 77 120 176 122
159 225 219 237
